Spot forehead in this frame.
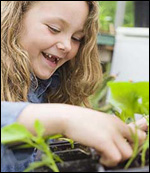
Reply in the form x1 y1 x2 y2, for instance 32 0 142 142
31 1 89 29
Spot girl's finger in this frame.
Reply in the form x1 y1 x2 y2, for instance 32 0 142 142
119 124 134 144
128 124 147 146
114 135 133 162
99 142 122 167
113 116 135 144
137 130 147 146
129 117 148 131
135 117 148 131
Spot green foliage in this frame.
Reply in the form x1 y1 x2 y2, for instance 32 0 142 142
107 81 149 168
107 82 149 122
1 120 63 172
1 120 75 172
1 123 33 144
99 1 117 32
124 1 134 27
99 1 134 32
58 138 74 149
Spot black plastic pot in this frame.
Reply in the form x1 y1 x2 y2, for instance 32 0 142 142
34 141 149 172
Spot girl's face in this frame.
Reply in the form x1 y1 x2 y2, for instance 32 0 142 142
20 1 89 80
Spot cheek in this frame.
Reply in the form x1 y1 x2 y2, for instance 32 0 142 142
22 26 54 53
68 44 80 60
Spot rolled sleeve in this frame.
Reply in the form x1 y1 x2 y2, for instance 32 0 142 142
1 101 34 172
1 101 30 128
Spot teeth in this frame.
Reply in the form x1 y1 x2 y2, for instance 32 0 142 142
45 53 51 58
48 54 52 58
44 53 60 62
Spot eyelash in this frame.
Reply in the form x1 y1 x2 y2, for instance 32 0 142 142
72 37 82 43
48 26 83 43
48 26 60 33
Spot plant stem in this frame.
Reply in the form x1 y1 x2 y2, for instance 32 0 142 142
125 127 139 169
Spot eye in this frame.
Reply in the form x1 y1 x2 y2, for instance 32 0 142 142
47 25 61 33
72 37 83 43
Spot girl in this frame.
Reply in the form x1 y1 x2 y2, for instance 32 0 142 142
1 1 147 172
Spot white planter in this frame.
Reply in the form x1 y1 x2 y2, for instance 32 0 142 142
110 27 149 82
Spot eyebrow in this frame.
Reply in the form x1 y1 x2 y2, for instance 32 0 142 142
56 17 69 27
52 17 84 33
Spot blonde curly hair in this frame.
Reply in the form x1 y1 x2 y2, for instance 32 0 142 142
1 1 102 107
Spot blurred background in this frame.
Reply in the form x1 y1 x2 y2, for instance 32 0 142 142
99 1 149 33
98 1 149 82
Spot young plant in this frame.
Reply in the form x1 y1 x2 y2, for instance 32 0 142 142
1 120 65 172
107 81 149 168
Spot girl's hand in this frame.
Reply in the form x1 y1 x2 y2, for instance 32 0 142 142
129 116 149 132
18 104 147 167
128 116 148 146
63 109 146 167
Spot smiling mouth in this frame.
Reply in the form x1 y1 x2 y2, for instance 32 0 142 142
42 52 60 64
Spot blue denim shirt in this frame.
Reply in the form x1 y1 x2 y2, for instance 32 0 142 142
1 72 60 172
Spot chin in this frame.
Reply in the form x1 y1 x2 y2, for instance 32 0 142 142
37 72 53 80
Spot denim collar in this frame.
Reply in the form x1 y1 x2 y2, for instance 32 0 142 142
28 71 60 103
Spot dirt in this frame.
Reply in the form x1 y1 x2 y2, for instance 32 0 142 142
34 141 149 172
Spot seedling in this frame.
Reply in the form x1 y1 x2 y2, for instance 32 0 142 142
1 81 149 171
107 81 149 168
89 80 149 169
1 120 73 172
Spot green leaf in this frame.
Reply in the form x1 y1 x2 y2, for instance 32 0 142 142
1 123 33 144
134 82 149 115
14 144 33 149
23 161 47 172
46 134 63 140
53 153 63 163
107 81 149 168
2 121 62 172
41 155 59 172
107 82 149 122
34 120 45 138
59 138 74 149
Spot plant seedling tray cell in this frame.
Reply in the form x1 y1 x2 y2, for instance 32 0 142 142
34 141 149 172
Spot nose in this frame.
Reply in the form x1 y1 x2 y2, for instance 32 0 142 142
57 39 72 53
